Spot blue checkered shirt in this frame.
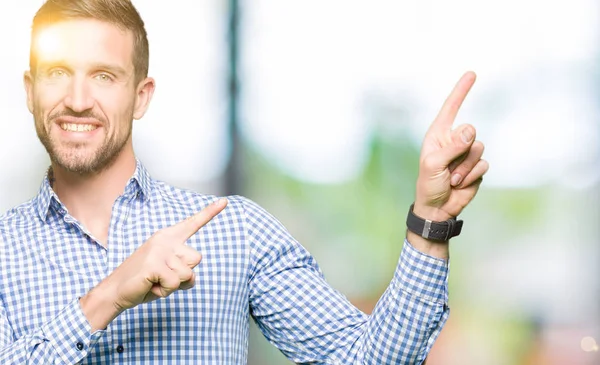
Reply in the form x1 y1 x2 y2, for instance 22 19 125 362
0 161 449 364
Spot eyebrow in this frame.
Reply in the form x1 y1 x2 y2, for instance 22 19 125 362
90 63 131 78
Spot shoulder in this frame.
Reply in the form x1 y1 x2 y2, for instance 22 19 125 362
0 198 39 249
150 179 289 230
0 198 38 231
149 179 271 221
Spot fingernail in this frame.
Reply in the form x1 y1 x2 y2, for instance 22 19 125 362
451 174 462 186
462 128 473 143
214 198 227 207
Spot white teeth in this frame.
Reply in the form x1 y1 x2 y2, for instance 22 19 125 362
60 123 98 132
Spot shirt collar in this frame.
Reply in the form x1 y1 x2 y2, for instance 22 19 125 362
125 159 153 202
33 159 153 222
34 168 59 222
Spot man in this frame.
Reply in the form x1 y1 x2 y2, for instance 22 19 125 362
0 0 488 364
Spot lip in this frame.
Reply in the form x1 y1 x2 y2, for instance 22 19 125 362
54 116 103 138
55 116 103 127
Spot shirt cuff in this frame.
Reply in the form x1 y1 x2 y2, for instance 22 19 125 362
40 298 105 364
394 239 449 305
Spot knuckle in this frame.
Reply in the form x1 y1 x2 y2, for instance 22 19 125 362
180 280 195 291
162 290 174 298
192 251 202 262
471 141 485 156
479 160 490 173
472 140 484 151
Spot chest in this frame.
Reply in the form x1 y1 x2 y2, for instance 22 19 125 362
0 214 251 346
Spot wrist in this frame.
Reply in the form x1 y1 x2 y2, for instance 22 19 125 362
406 230 450 259
412 202 453 222
406 203 463 244
80 285 123 332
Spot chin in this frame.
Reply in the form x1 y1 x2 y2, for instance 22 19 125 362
56 160 95 174
52 150 97 173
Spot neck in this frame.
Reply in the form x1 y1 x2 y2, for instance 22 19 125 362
51 146 137 245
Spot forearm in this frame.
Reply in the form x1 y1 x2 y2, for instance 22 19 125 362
250 238 449 365
350 240 449 364
0 299 105 364
406 231 450 260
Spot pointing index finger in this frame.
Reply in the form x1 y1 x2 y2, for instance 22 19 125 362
431 71 476 132
171 198 228 241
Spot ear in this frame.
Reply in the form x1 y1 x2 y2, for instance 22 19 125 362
23 71 34 114
133 77 156 120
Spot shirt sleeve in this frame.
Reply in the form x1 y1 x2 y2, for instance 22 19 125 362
243 197 449 365
0 297 105 364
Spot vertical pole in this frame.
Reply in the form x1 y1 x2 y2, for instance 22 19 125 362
224 0 241 196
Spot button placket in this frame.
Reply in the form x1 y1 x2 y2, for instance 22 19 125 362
108 194 133 361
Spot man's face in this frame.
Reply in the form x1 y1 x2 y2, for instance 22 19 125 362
25 19 149 174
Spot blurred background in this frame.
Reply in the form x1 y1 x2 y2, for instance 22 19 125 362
1 0 599 364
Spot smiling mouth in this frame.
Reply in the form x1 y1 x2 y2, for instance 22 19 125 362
60 123 99 132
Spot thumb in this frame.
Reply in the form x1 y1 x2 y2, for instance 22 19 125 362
421 125 476 174
169 198 228 241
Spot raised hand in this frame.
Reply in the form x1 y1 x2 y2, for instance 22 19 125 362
413 71 489 223
406 72 489 259
80 198 228 331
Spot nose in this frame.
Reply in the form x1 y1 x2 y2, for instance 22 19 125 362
63 75 94 112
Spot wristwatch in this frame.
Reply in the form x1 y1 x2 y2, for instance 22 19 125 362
406 204 463 242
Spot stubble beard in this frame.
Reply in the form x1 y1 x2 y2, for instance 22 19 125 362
34 110 132 176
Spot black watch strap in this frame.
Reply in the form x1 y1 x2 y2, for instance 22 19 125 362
406 204 463 241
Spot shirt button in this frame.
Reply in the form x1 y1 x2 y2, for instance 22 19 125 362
116 345 124 353
76 342 84 351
